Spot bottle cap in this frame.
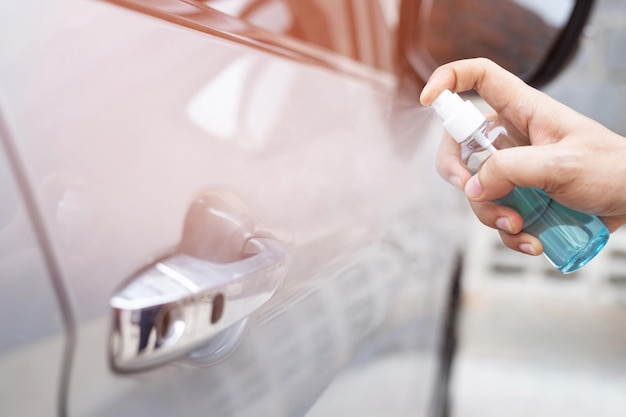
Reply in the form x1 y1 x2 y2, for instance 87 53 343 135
431 89 486 143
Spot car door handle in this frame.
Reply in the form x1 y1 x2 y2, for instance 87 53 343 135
109 236 289 372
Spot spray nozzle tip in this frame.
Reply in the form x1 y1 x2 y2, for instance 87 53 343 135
432 89 464 120
430 89 486 143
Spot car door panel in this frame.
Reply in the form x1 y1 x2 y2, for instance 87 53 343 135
0 129 66 417
0 1 461 416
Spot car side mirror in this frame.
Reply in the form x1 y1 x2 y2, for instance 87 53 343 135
399 0 596 88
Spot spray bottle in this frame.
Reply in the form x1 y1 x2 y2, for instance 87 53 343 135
432 89 609 273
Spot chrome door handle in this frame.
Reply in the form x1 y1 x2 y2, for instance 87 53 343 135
109 237 288 372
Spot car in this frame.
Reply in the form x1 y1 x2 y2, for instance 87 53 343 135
0 0 594 416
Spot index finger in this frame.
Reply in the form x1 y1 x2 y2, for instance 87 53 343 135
419 58 533 117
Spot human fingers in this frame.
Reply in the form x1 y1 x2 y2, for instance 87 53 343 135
464 145 559 203
419 58 531 116
436 133 472 189
498 229 544 256
467 199 525 236
465 198 540 256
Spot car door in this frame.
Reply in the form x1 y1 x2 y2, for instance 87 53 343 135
0 1 463 416
0 127 68 417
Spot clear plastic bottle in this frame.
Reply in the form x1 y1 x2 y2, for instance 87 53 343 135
431 89 609 273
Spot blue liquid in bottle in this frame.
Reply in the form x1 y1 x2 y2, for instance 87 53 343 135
497 187 609 273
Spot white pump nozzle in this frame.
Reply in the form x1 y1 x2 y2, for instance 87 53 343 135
431 89 486 143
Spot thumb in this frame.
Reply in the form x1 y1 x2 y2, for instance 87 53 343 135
464 145 558 202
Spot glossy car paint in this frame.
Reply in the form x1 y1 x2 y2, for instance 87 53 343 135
0 0 462 416
0 132 67 416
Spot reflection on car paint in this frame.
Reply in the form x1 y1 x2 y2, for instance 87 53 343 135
105 0 395 88
187 56 298 149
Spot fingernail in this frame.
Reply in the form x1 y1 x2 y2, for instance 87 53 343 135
465 175 483 199
495 217 513 233
519 243 537 255
449 176 463 190
419 86 431 105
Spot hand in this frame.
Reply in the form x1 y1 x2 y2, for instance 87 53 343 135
420 58 626 256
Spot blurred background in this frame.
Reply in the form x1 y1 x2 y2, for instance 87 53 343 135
451 0 626 415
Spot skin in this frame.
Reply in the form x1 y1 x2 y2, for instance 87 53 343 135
420 58 626 256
